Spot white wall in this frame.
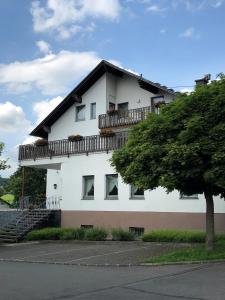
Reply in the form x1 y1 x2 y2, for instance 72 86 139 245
48 73 174 142
49 74 107 140
43 152 225 214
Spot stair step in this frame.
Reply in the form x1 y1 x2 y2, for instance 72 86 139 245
0 237 17 243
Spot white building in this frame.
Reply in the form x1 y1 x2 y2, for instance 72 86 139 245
19 61 225 233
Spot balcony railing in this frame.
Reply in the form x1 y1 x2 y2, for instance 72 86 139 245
19 131 129 161
98 106 152 129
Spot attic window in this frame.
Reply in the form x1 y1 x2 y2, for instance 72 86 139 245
76 105 85 121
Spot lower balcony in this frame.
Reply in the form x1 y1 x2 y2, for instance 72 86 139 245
98 106 152 129
19 131 129 161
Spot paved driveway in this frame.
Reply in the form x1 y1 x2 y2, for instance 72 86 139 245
0 241 187 265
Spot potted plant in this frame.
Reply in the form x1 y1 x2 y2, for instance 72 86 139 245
107 109 118 115
68 134 83 142
99 129 115 137
35 139 48 146
154 101 165 108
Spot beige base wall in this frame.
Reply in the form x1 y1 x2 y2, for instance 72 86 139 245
61 211 225 233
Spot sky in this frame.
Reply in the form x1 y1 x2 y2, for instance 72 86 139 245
0 0 225 177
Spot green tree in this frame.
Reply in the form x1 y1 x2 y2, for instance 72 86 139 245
0 142 10 171
5 167 47 204
111 77 225 250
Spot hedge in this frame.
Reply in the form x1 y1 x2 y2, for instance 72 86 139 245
111 228 135 241
142 230 225 243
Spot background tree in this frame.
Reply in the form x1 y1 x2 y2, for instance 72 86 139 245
111 76 225 250
0 142 10 171
5 167 47 204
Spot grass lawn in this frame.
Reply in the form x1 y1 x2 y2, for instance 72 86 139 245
0 194 15 205
145 240 225 264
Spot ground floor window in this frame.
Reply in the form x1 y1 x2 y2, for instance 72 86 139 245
81 225 94 229
180 193 199 199
130 185 145 199
129 227 145 237
83 176 94 199
106 174 118 199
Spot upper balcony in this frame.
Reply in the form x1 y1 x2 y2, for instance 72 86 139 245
98 106 152 129
19 131 129 161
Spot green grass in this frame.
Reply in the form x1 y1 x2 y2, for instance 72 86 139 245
142 230 225 243
111 228 135 241
0 194 15 205
145 240 225 263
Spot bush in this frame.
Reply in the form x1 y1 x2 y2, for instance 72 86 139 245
142 230 207 243
26 228 62 240
84 228 108 241
141 230 225 243
59 228 85 240
111 228 135 241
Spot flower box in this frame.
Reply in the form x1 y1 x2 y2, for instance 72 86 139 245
99 129 115 137
35 139 48 146
68 135 83 142
107 109 118 115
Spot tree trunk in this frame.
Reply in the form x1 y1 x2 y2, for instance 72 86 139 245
204 189 215 251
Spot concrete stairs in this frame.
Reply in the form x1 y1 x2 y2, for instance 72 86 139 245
0 209 52 243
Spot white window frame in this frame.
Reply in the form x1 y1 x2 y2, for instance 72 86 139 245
76 105 85 122
180 193 199 200
130 184 145 200
82 175 94 200
90 102 96 119
105 174 118 200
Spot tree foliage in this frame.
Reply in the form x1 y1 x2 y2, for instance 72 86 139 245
0 142 10 171
5 167 47 202
111 77 225 250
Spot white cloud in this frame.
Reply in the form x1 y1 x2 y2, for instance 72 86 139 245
147 4 166 12
212 0 224 7
33 96 63 124
179 27 200 39
0 50 101 96
160 28 166 34
36 40 52 54
31 0 121 39
0 102 31 134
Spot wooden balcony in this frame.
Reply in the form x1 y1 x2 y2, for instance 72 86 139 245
19 131 129 161
98 106 152 129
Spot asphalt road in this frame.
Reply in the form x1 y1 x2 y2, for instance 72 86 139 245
0 242 225 299
1 260 225 299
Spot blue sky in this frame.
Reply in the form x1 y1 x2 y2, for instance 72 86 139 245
0 0 225 177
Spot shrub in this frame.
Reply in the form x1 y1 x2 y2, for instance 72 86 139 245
111 228 135 241
84 228 108 241
141 230 207 243
59 228 85 240
26 227 62 240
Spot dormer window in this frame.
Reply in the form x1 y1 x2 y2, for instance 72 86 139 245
76 105 85 121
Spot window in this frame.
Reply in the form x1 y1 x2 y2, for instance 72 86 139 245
130 185 144 199
180 193 199 200
118 102 128 113
109 102 115 111
76 105 85 121
106 174 118 199
129 227 145 237
90 103 96 119
83 176 94 199
81 225 93 229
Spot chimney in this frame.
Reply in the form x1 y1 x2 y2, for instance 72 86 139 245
195 74 211 86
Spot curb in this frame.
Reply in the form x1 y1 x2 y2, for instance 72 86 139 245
1 257 225 267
